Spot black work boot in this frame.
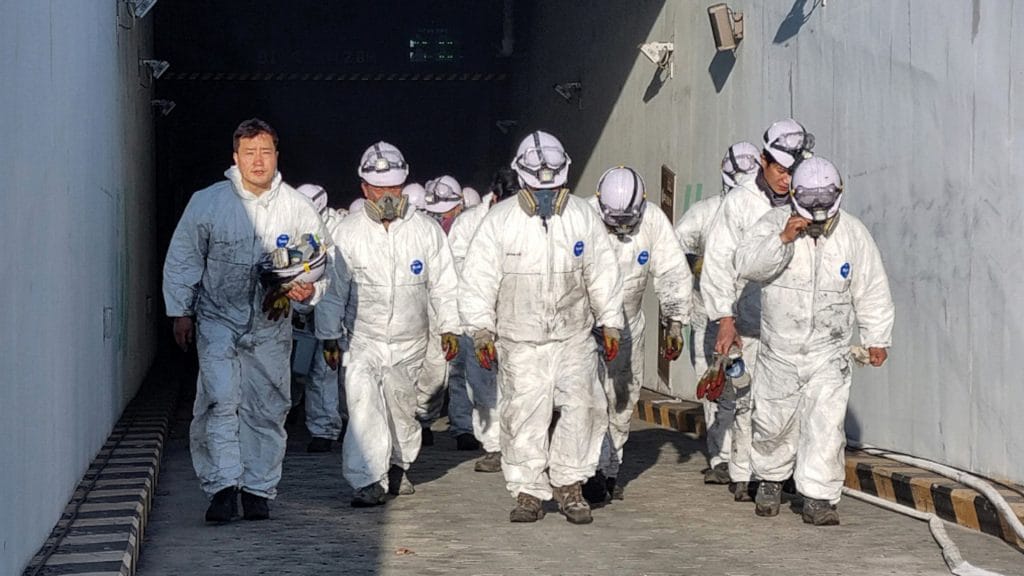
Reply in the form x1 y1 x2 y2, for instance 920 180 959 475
474 451 502 473
205 487 238 523
351 483 386 507
802 498 840 526
731 481 756 502
703 462 731 484
306 437 333 453
456 433 481 451
241 490 270 521
420 426 434 447
554 482 593 525
387 465 415 496
509 493 545 523
755 481 782 517
606 476 624 501
582 471 608 505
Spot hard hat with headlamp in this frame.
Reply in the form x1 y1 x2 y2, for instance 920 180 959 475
357 141 409 187
424 175 464 214
512 131 571 190
297 183 329 216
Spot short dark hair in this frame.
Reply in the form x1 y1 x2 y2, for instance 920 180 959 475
489 166 519 199
233 118 278 151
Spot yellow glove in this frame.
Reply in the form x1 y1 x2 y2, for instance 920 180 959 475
473 330 496 370
602 327 621 362
323 339 341 371
663 321 684 361
441 332 460 362
261 287 291 321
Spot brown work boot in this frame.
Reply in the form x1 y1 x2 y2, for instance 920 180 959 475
509 493 545 523
474 451 502 473
553 482 593 525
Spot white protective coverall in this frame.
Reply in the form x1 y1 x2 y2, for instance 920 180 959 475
587 196 693 478
447 197 500 452
459 195 624 501
674 194 734 468
701 173 773 483
315 208 458 491
163 167 327 498
736 207 894 503
303 207 348 439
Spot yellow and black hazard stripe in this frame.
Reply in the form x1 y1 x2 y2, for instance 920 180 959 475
162 71 509 82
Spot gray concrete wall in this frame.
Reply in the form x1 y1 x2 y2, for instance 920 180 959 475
0 2 158 573
512 0 1023 485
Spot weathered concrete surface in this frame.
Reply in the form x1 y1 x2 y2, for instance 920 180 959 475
137 419 1023 576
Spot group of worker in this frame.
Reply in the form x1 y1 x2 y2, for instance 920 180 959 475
162 116 894 528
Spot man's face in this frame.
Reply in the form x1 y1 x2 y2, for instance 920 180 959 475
233 133 278 193
362 182 402 202
760 153 791 195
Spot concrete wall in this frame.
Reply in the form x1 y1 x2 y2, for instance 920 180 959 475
511 0 1024 485
0 2 158 573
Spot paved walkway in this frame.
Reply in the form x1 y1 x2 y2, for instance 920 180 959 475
136 417 1023 576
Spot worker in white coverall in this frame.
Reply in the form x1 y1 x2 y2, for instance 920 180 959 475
460 131 624 525
702 118 815 502
294 184 348 453
675 141 761 484
315 142 460 507
415 175 479 450
163 118 327 523
581 166 693 504
736 157 894 525
447 167 519 473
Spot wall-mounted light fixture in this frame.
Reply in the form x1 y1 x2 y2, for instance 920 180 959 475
140 59 170 79
128 0 158 19
151 99 176 116
639 41 675 78
708 3 744 51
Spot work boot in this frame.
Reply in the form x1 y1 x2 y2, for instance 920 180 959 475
204 487 238 523
456 433 482 451
582 471 608 505
755 481 782 517
351 483 386 507
306 437 333 453
606 476 624 501
241 490 270 521
802 498 840 526
703 462 731 484
387 465 415 496
554 482 593 525
509 493 545 523
731 481 756 502
474 451 502 473
420 426 434 447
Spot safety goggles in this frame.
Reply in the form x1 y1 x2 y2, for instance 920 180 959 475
766 130 815 155
724 149 760 177
600 203 645 236
359 145 407 174
792 184 842 210
515 135 570 185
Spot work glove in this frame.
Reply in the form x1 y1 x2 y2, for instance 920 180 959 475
473 329 497 370
696 355 727 402
602 326 621 362
323 339 341 371
441 332 460 362
663 321 684 361
261 287 291 321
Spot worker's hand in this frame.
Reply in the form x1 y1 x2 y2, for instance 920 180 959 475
473 330 497 370
663 321 684 361
441 332 460 362
172 316 195 352
868 347 888 367
602 326 621 362
262 287 292 321
323 339 341 371
714 316 742 356
286 281 315 303
780 214 811 244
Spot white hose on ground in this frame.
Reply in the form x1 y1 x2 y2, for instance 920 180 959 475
842 487 1008 576
847 440 1024 544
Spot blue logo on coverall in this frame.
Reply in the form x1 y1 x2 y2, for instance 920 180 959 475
573 241 584 257
411 260 424 275
637 250 650 265
276 234 290 248
840 263 851 279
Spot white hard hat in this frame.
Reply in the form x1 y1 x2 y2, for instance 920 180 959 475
512 131 571 189
424 175 463 214
296 184 328 215
763 118 814 169
357 141 409 187
721 142 760 190
596 166 647 235
790 156 843 221
402 182 427 210
462 187 481 207
349 198 366 212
